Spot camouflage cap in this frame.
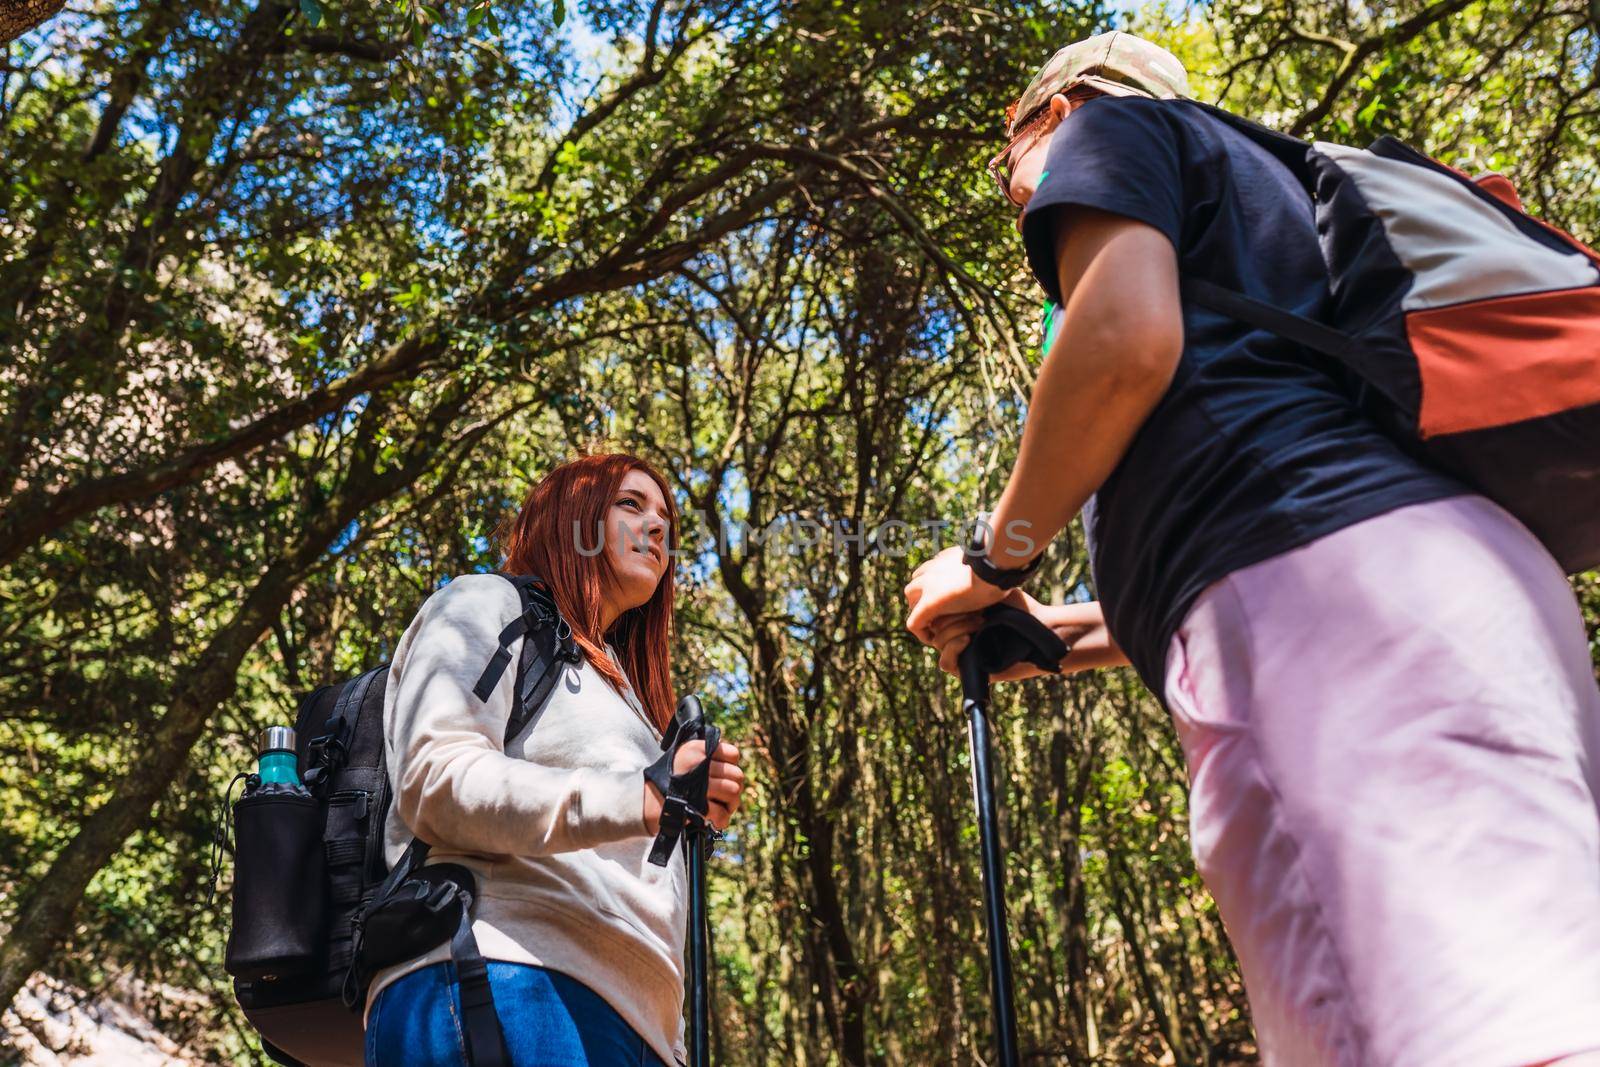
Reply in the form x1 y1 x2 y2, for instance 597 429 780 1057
1008 32 1189 136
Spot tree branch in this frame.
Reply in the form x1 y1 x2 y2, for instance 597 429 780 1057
1289 0 1477 136
268 32 404 63
0 0 65 45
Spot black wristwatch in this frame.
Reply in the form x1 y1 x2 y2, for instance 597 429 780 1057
963 514 1044 590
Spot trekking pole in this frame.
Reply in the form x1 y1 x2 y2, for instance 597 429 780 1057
687 796 710 1067
954 603 1069 1067
958 651 1019 1067
675 694 718 1067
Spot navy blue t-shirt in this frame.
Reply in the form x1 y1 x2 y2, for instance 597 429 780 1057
1020 95 1463 696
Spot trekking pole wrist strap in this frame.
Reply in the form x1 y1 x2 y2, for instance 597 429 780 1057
645 723 720 866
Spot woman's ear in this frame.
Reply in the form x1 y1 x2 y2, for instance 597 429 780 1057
1049 93 1071 121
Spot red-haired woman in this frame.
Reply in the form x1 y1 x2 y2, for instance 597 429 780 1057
362 454 745 1067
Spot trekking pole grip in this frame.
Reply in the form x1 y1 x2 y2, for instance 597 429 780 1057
963 602 1071 686
958 642 990 705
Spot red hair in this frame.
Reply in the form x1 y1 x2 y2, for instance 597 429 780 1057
496 454 678 733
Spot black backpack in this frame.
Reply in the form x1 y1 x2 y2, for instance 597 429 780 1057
224 572 578 1067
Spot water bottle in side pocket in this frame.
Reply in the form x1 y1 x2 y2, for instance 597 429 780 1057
224 726 328 982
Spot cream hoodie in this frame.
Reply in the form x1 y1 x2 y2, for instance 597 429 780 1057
365 573 687 1065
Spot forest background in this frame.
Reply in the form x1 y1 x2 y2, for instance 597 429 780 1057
2 0 1598 1062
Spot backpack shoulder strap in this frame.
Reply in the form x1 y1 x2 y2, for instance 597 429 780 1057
1181 277 1353 361
1175 99 1317 186
469 572 580 747
1161 102 1362 367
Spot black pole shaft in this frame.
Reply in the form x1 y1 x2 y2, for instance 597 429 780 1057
687 817 710 1067
966 695 1020 1067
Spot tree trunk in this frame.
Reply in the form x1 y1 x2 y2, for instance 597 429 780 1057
702 478 872 1066
0 0 64 43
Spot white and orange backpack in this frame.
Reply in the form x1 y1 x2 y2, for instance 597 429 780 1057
1182 101 1600 573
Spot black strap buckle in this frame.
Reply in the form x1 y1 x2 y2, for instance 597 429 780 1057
660 793 690 832
303 734 346 788
648 795 691 866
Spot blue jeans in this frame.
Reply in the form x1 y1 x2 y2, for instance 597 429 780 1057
364 961 670 1067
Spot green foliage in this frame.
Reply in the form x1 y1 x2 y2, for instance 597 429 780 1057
2 0 1597 1063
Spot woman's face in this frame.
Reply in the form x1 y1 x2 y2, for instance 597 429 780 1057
601 469 672 621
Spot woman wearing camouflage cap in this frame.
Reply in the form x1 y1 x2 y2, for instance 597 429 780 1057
904 30 1600 1067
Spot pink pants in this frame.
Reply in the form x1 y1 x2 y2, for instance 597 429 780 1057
1163 495 1600 1067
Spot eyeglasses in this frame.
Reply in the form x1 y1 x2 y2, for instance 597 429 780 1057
985 86 1098 206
